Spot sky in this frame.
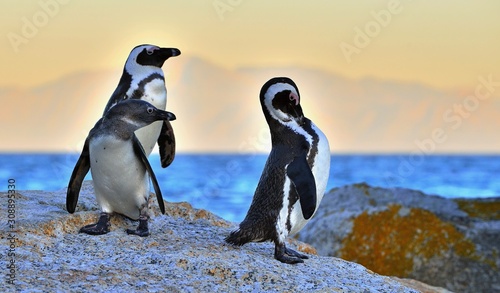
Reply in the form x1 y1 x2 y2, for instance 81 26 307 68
1 1 500 153
1 1 499 90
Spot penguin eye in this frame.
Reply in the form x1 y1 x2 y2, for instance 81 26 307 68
289 93 299 106
146 47 158 55
147 108 154 114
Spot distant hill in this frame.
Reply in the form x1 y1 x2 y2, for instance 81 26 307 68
1 56 499 153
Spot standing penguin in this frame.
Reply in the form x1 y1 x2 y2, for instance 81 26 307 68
225 77 330 264
104 44 181 167
66 99 176 236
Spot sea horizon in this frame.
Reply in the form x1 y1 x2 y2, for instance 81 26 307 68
2 152 499 222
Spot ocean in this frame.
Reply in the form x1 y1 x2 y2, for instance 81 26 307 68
1 153 499 222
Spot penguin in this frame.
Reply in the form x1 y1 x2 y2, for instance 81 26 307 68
66 99 176 237
225 77 331 264
103 44 181 168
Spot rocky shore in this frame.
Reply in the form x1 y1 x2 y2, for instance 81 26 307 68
0 181 451 292
298 183 500 293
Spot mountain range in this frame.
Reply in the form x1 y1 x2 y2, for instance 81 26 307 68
2 56 499 153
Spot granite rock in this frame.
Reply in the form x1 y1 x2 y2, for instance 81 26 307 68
0 181 447 292
298 183 500 293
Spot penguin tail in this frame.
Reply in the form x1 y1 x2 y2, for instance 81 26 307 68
225 228 253 246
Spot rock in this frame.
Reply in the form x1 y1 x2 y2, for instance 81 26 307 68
298 183 500 293
0 181 446 292
391 277 454 293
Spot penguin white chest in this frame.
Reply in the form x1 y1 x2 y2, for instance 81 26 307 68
134 79 167 156
89 135 149 220
281 122 331 237
310 122 331 208
140 79 167 108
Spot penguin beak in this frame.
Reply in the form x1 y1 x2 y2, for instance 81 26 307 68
156 110 177 121
159 48 181 59
296 115 305 126
291 105 305 125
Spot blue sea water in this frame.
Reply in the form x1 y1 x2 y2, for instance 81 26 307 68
1 153 499 222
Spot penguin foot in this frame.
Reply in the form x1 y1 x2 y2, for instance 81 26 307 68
285 247 309 260
126 217 149 237
80 212 110 235
274 243 305 264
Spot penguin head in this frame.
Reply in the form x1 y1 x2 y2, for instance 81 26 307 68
125 44 181 74
260 77 305 126
105 99 176 129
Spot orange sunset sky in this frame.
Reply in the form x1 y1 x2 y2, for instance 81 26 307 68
1 1 500 153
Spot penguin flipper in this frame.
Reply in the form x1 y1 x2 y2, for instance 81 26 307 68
157 120 176 168
132 135 166 214
66 138 91 214
287 155 317 220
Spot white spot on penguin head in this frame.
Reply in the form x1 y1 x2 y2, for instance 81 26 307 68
121 116 144 129
128 45 159 61
124 45 164 77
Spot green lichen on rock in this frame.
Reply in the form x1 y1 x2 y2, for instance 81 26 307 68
339 204 477 277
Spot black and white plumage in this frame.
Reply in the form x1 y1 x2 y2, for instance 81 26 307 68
66 99 176 237
104 44 181 168
225 77 330 264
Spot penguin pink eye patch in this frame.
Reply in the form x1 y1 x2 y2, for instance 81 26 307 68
146 46 160 55
289 93 300 106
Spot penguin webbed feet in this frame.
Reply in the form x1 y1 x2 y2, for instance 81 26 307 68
79 212 111 235
126 215 150 237
274 242 308 264
285 246 308 260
